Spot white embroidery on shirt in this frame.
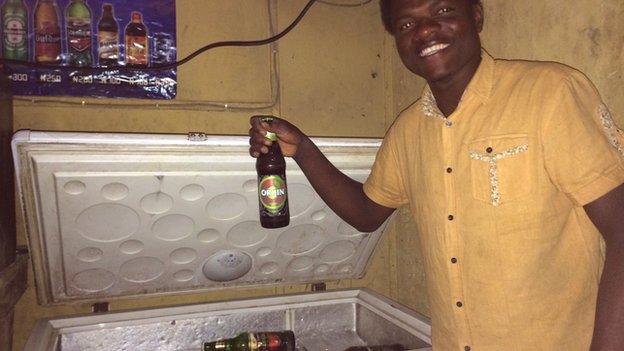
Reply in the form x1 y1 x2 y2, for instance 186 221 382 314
470 144 529 206
421 87 445 119
598 103 624 158
420 87 466 127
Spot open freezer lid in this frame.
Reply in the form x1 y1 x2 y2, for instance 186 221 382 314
12 130 386 305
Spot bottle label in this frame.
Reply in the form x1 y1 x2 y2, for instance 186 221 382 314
266 333 282 349
36 22 61 61
3 16 27 49
125 35 148 65
256 332 286 351
258 175 287 215
98 31 119 60
67 19 91 52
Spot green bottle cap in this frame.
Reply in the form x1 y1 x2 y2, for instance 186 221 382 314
259 116 277 141
264 131 277 141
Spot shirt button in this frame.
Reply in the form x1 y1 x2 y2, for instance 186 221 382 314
446 167 453 173
486 146 493 153
456 301 463 308
445 120 453 127
451 257 458 264
465 347 471 351
448 214 454 221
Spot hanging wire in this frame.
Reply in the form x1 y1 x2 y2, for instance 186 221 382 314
0 0 375 72
0 0 319 72
317 0 374 7
6 0 375 110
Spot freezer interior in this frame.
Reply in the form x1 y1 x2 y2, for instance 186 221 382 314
29 289 431 351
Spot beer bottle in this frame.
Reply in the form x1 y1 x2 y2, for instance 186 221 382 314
124 11 148 68
34 0 61 64
2 0 29 61
97 3 118 67
343 344 405 351
256 117 290 229
66 0 93 67
203 331 296 351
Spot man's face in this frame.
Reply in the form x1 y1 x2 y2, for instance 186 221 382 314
389 0 483 84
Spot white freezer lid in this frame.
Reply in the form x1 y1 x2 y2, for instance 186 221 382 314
12 130 387 305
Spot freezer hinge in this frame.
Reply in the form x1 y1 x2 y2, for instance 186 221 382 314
92 302 109 313
311 282 326 292
188 132 208 141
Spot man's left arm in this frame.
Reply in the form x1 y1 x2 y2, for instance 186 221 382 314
584 182 624 351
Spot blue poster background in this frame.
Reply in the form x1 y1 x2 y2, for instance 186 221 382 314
3 0 177 99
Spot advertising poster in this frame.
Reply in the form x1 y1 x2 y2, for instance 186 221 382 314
1 0 177 99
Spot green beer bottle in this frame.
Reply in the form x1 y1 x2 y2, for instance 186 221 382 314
65 0 92 67
2 0 29 61
203 331 295 351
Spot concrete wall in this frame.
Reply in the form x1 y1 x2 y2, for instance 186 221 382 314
10 0 624 349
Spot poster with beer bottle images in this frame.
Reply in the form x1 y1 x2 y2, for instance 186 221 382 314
1 0 176 99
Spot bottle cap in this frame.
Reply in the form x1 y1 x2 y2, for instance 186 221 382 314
259 116 277 141
131 11 142 21
264 131 277 141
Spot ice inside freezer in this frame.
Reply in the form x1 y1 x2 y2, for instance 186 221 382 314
52 290 431 351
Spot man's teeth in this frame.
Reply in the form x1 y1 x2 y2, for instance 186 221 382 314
420 44 450 57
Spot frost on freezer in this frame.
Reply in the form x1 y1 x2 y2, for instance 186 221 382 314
58 302 429 351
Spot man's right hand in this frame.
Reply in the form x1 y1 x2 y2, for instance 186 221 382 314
249 115 304 158
248 114 395 232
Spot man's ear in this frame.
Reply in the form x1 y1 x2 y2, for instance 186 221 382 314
472 1 484 32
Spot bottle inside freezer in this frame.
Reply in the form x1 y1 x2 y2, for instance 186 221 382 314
203 330 295 351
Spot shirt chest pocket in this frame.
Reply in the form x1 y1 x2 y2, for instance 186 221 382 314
467 134 531 206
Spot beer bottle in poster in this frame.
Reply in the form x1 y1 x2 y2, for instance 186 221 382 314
203 331 296 351
66 0 92 67
34 0 61 64
97 3 118 67
124 11 148 68
2 0 29 61
256 117 290 229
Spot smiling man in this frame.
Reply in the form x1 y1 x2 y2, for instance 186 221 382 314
249 1 624 350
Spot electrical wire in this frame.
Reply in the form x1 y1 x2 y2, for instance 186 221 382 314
317 0 374 7
0 0 319 72
6 0 375 110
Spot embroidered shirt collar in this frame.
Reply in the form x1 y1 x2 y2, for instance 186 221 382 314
419 49 495 118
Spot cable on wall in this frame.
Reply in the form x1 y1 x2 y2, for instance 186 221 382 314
5 0 376 110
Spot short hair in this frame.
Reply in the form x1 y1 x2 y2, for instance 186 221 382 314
380 0 482 33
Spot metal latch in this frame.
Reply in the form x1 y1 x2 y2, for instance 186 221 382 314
92 302 109 313
187 132 208 141
311 282 326 292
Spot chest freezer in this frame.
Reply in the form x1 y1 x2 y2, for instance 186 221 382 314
12 130 431 351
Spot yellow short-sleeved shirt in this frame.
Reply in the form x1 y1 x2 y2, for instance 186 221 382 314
363 51 624 351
